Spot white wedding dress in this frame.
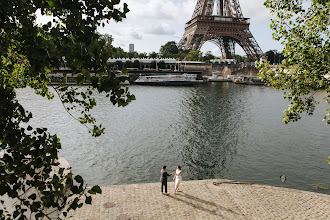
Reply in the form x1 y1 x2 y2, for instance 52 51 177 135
175 169 182 191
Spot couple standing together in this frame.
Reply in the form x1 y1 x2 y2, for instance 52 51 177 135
160 165 182 195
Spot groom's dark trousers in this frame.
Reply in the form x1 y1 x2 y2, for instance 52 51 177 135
161 181 168 194
160 169 172 193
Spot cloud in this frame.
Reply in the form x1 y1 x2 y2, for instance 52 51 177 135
240 0 273 24
123 0 195 22
211 47 222 57
122 0 272 24
130 32 142 40
146 23 175 36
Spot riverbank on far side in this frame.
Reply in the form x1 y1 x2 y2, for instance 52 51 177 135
67 179 330 219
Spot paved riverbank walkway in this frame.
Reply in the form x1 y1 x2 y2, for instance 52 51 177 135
68 179 330 219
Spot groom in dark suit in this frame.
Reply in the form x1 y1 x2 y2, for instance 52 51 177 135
160 166 172 194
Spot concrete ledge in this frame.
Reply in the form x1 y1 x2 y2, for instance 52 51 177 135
67 179 330 219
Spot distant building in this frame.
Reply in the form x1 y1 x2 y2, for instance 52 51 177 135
107 58 208 73
129 44 134 52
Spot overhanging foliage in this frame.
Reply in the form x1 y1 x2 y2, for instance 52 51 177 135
1 0 135 219
257 0 329 124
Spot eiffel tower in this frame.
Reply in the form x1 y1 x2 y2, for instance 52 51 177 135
178 0 263 61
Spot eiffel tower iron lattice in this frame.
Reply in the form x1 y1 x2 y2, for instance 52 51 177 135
178 0 263 61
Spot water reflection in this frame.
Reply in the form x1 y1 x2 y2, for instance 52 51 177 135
179 83 249 180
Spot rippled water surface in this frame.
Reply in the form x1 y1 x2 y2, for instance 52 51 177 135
17 83 330 194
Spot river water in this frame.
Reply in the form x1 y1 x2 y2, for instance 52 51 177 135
16 83 330 194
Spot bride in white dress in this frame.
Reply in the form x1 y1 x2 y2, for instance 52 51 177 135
173 166 182 194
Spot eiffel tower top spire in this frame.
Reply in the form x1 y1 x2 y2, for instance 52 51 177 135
192 0 244 19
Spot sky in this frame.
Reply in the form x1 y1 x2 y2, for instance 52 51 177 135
38 0 284 57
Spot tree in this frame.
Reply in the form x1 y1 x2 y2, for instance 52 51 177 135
186 50 203 61
133 60 140 69
148 52 158 59
114 60 124 70
100 34 114 46
265 50 275 65
0 0 135 219
127 52 138 59
138 52 148 58
258 0 329 125
124 61 133 68
234 55 248 63
158 61 166 69
178 49 192 60
150 61 157 69
112 47 128 58
265 50 284 64
160 41 179 56
202 51 215 62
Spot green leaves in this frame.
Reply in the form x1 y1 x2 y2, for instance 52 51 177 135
28 194 37 201
45 0 55 8
313 0 330 5
186 50 203 61
259 0 330 125
1 0 134 218
123 3 130 14
0 85 81 218
327 156 330 164
74 175 84 184
85 196 92 204
160 41 179 55
88 185 102 194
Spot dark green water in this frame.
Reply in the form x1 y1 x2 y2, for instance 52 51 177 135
17 83 330 194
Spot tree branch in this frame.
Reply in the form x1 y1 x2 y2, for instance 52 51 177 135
52 85 92 133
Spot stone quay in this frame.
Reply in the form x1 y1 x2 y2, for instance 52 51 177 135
67 179 330 219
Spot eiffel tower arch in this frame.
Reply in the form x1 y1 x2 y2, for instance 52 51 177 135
178 0 263 61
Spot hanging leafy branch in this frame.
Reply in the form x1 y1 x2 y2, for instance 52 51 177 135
1 0 134 219
257 0 330 124
0 86 103 219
